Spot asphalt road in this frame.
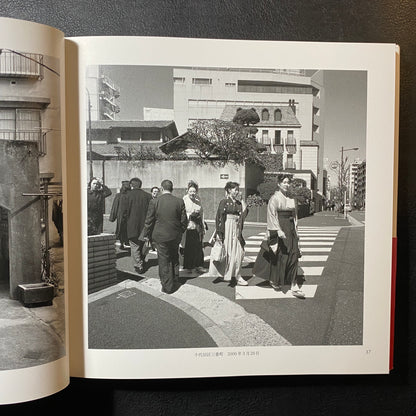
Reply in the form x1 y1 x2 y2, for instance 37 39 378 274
89 212 364 348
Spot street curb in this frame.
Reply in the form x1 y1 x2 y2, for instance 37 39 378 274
88 276 291 348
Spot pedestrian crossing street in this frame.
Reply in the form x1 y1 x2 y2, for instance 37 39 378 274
236 226 342 300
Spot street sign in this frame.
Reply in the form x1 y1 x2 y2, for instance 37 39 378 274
330 161 339 170
220 174 229 179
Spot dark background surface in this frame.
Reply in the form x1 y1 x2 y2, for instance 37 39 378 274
1 1 415 414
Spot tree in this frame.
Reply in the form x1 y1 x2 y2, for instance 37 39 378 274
187 119 263 167
232 107 260 136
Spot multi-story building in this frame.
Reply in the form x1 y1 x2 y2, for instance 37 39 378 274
356 160 366 209
86 65 120 121
0 49 61 297
173 67 325 203
349 158 363 203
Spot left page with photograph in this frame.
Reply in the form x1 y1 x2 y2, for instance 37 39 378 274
0 17 69 404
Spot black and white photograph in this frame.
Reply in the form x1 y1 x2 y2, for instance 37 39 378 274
0 48 65 370
86 65 366 350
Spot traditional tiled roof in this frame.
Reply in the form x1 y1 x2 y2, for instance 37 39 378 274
90 120 178 134
91 142 165 157
158 133 191 154
220 105 301 127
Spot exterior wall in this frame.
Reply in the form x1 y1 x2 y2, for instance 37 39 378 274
0 54 62 246
86 65 120 121
0 141 42 299
91 159 248 220
301 146 318 177
143 107 174 120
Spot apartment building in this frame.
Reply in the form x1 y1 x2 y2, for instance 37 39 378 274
86 65 120 121
173 67 325 196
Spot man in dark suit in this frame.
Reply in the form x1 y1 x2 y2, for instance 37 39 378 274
109 180 131 249
142 179 188 294
127 177 152 273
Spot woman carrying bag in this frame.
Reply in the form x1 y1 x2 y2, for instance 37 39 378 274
205 181 249 286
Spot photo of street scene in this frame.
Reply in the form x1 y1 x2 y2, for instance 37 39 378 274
86 65 366 349
0 50 65 369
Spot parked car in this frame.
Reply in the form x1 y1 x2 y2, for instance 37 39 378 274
345 204 352 212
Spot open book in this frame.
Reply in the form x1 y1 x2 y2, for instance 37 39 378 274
0 17 399 404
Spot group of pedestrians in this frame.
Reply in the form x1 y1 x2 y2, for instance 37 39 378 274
88 173 305 298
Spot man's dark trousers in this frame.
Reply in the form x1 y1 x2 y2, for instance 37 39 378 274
155 238 181 293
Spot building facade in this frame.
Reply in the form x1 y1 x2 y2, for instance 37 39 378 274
173 67 325 202
86 65 120 121
0 49 62 297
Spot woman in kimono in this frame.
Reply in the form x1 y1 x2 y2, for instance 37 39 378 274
253 173 305 298
182 181 207 273
207 181 249 286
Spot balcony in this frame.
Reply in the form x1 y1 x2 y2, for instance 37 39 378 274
100 75 120 93
285 137 297 154
0 130 46 155
273 144 284 154
0 51 43 79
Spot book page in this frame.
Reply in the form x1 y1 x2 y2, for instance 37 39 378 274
66 36 397 379
0 18 68 404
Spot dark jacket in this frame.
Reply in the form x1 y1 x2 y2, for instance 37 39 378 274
126 188 152 239
215 197 248 247
142 193 188 243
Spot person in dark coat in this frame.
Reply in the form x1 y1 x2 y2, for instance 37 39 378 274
109 180 131 249
142 179 188 294
127 177 152 273
87 177 112 236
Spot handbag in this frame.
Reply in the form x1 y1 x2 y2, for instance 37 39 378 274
210 240 225 262
141 240 152 258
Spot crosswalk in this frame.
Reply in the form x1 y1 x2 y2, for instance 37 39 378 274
236 226 342 300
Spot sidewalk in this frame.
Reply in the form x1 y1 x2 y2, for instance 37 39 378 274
0 245 66 371
0 284 65 370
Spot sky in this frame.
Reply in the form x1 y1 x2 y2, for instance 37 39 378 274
100 66 367 180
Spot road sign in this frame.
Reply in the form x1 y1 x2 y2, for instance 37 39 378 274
330 161 339 170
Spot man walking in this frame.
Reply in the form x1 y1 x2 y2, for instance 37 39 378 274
142 179 188 294
127 177 152 273
109 180 130 249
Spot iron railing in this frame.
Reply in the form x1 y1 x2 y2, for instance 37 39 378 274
0 51 43 78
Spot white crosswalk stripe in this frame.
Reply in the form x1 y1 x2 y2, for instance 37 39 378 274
204 226 341 300
239 226 340 300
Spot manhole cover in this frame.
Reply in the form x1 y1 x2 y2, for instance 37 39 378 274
116 290 136 299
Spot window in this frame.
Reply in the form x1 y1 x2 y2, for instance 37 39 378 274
192 78 212 85
274 109 282 121
274 130 281 145
173 77 185 84
261 109 269 121
287 130 294 144
0 109 41 142
261 130 269 144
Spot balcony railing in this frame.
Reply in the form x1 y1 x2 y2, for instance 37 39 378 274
273 144 284 154
0 130 46 155
100 75 120 95
285 137 297 154
0 51 43 79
